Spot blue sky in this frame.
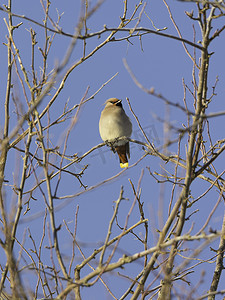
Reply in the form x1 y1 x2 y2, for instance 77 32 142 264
1 0 225 299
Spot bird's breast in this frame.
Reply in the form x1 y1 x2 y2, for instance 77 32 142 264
99 114 131 143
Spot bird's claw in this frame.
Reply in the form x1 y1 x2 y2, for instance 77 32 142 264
105 140 116 153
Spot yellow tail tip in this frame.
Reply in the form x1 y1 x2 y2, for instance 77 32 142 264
120 162 129 168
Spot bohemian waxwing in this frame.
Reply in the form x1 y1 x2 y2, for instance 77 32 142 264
99 98 132 168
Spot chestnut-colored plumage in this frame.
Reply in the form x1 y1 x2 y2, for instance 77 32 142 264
99 98 132 168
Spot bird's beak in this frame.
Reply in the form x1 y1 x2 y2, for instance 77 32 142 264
115 99 122 105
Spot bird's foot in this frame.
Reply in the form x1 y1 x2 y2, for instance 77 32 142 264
105 140 116 153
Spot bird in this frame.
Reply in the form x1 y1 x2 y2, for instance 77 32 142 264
99 98 132 168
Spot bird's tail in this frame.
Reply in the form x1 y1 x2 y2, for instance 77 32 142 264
115 143 130 168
